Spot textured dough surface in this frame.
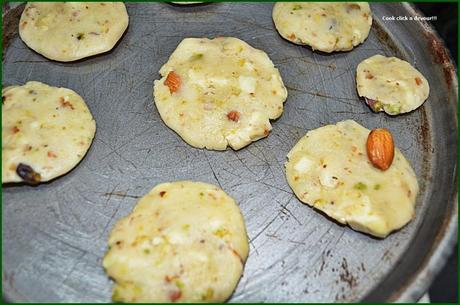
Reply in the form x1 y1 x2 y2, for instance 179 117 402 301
285 120 418 238
153 37 288 150
273 2 372 52
103 181 249 303
2 81 96 183
356 55 430 115
19 2 129 61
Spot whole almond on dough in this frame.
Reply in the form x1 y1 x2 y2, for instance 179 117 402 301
366 128 394 170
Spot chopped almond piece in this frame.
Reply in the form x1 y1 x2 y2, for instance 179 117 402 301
227 111 240 122
164 71 181 93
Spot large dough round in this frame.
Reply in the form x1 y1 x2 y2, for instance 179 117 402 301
285 120 419 238
103 181 249 302
356 55 430 115
19 2 129 62
273 2 372 53
153 37 288 150
2 81 96 184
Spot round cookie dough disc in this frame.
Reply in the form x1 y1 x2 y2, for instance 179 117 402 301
285 120 419 238
356 54 430 115
153 37 288 150
273 2 372 53
2 81 96 184
19 2 129 62
103 181 249 303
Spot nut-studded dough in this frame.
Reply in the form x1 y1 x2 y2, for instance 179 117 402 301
103 181 249 302
2 81 96 184
356 55 430 115
285 120 418 238
153 37 288 150
19 2 129 61
273 2 372 52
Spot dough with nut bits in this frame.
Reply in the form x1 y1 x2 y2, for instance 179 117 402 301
285 120 418 238
19 2 129 61
103 181 249 302
153 37 288 150
356 55 430 115
273 2 372 52
2 81 96 184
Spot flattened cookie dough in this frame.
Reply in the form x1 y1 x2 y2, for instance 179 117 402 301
153 37 288 150
19 2 129 61
2 81 96 184
273 2 372 52
103 181 249 302
285 120 419 238
356 55 430 115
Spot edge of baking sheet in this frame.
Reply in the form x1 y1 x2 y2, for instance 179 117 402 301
364 3 458 303
1 2 458 302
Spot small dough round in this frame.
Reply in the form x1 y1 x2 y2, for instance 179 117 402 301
273 2 372 53
356 55 430 115
2 81 96 184
153 37 288 150
19 2 129 62
103 181 249 303
285 120 419 238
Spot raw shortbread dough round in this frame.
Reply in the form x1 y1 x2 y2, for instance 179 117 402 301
103 181 249 302
285 120 419 238
273 2 372 52
2 81 96 184
19 2 129 62
356 54 430 115
153 37 288 150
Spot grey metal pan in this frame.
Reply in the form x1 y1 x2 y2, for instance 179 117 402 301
2 2 457 302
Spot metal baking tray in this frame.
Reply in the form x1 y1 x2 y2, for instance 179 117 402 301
2 2 457 302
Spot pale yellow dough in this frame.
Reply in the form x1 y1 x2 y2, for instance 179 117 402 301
2 81 96 184
273 2 372 52
103 181 249 303
153 37 288 150
285 120 419 238
19 2 129 62
356 55 430 115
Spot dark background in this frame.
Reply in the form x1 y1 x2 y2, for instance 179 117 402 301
415 2 458 303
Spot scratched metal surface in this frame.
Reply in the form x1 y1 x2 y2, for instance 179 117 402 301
2 2 457 302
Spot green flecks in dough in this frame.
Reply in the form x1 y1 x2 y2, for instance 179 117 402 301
190 53 203 61
112 287 123 302
175 279 185 290
353 182 367 190
292 4 302 11
201 287 214 300
314 199 326 207
371 101 384 112
385 104 401 115
214 227 229 238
